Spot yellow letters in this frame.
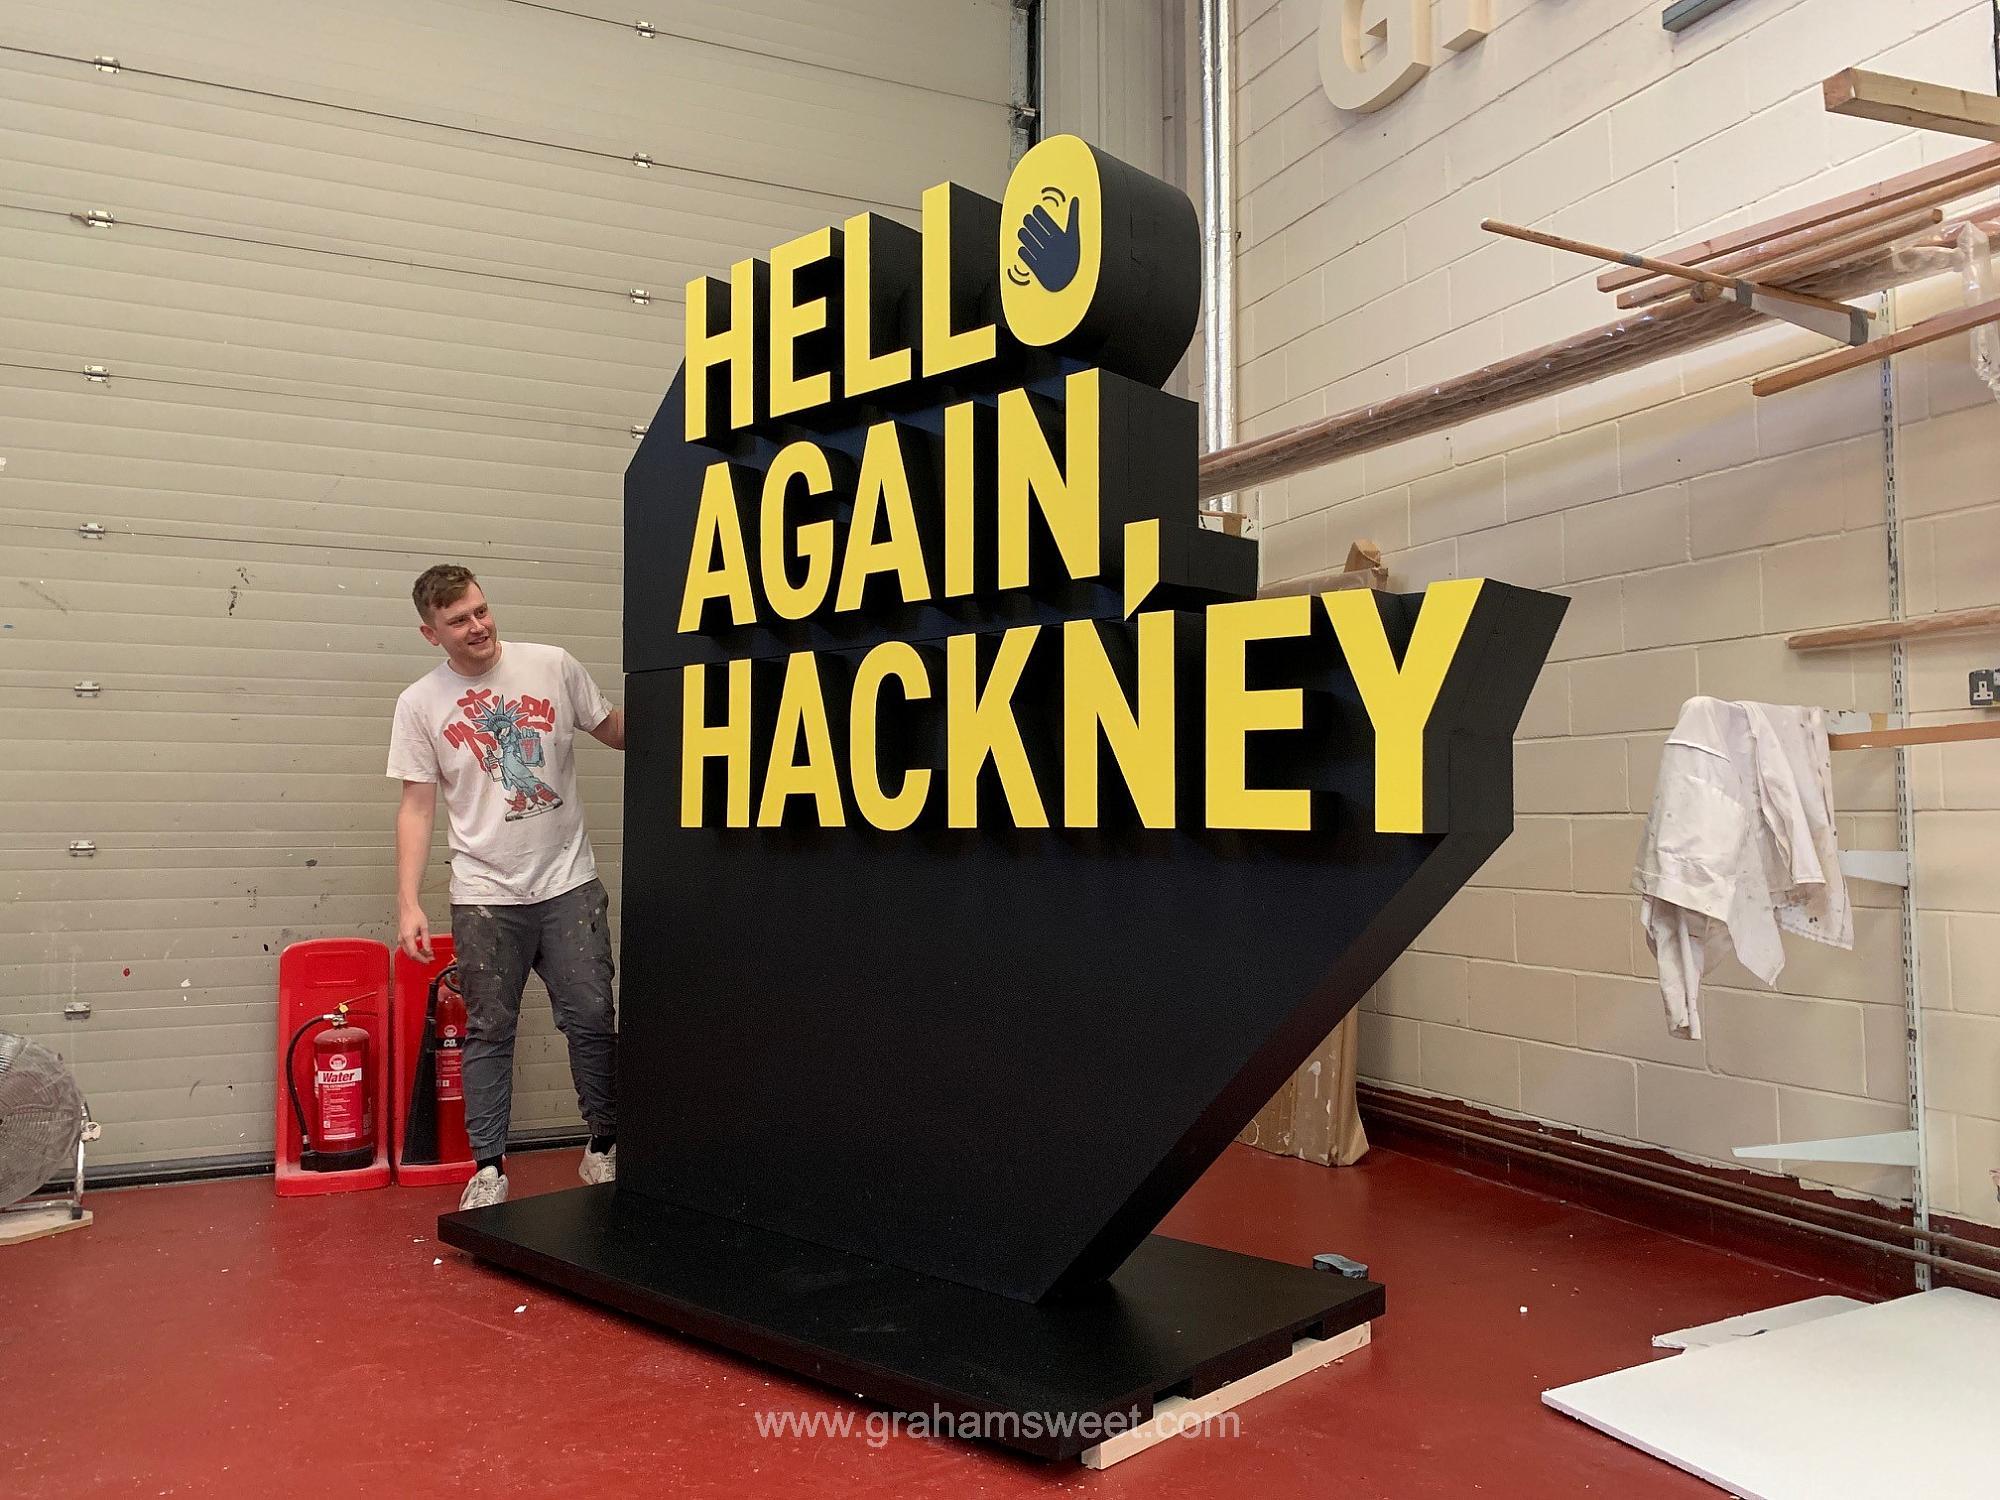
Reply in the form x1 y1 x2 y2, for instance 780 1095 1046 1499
678 462 758 632
836 422 932 611
665 168 1517 838
998 369 1100 591
758 651 845 827
1063 613 1174 828
760 443 837 621
946 626 1047 828
851 641 933 831
683 259 758 440
1324 579 1483 834
681 658 754 828
843 213 913 398
768 227 835 419
1205 596 1313 831
921 183 997 378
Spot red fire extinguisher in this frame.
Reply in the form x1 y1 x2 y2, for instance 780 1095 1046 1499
433 970 470 1165
286 1003 376 1172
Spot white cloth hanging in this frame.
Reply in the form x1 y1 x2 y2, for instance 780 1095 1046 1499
1631 698 1852 1039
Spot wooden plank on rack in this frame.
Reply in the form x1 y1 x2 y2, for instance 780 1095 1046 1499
1617 203 1948 310
1825 68 2000 142
1200 293 1753 497
1828 721 2000 751
1740 206 1945 287
1595 140 2000 292
1788 605 2000 651
1751 295 2000 397
1198 200 1994 499
1484 219 1863 316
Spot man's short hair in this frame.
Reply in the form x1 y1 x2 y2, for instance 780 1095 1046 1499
412 564 479 622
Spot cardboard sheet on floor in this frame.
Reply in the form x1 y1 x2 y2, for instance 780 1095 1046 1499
1544 1289 2000 1500
1651 1295 1865 1350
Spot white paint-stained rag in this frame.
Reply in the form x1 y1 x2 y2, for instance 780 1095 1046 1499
1632 698 1851 1038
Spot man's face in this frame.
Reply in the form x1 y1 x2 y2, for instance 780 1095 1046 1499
421 584 500 671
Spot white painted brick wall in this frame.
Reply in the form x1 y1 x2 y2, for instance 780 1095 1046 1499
1235 0 2000 1227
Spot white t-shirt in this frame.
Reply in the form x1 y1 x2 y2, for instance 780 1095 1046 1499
387 641 613 906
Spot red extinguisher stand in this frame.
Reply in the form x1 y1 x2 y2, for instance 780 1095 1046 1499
392 939 478 1188
275 938 393 1196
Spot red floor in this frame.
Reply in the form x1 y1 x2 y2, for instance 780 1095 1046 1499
5 1141 1862 1498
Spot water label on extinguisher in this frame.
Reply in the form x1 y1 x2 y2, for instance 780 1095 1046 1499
316 1056 366 1143
436 1040 464 1103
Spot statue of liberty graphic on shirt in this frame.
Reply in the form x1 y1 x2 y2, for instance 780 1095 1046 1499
442 689 563 821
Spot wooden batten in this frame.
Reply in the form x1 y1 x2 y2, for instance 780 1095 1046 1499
1199 254 1909 498
0 1206 91 1247
1483 218 1864 318
1787 605 2000 651
1751 294 2000 398
1198 94 2000 503
1078 1323 1373 1469
1829 721 2000 751
1594 139 2000 293
1825 68 2000 143
1617 202 1949 310
1198 292 1757 497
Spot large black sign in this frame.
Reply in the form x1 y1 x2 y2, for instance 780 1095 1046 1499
444 136 1565 1459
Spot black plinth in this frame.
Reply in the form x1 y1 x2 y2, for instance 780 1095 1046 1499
439 1185 1382 1460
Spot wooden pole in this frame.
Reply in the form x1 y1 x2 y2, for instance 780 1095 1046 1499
1483 219 1864 317
1751 294 2000 398
1787 604 2000 651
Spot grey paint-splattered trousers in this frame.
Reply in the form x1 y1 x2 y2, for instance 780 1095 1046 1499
451 877 617 1161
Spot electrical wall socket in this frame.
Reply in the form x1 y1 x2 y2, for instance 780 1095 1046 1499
1973 669 1997 709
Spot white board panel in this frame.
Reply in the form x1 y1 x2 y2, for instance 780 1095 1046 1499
1546 1290 2000 1500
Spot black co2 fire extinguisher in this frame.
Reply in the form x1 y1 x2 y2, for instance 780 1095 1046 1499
286 1002 376 1172
404 965 470 1165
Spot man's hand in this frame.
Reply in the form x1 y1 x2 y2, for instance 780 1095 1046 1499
398 903 435 964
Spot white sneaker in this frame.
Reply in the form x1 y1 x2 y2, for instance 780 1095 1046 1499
458 1165 509 1210
579 1143 616 1185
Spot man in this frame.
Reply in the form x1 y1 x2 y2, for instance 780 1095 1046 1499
387 564 625 1210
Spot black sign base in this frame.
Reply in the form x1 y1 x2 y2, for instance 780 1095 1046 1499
440 1185 1382 1460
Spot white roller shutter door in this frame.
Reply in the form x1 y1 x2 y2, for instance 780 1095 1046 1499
0 0 1018 1167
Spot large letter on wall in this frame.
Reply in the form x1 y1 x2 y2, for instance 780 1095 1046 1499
1319 0 1431 114
1440 0 1492 53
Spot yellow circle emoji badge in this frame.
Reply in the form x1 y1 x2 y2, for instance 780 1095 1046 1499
1001 134 1103 350
996 136 1200 388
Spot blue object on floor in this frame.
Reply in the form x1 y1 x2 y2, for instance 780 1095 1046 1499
1314 1252 1370 1279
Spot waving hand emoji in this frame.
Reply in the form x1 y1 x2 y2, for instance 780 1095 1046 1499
1017 196 1082 293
